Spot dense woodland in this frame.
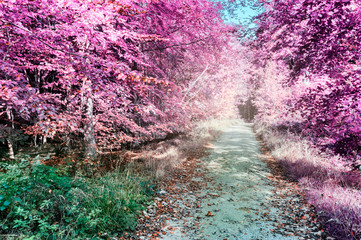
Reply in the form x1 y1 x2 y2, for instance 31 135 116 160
1 0 361 239
254 0 361 160
252 0 361 238
0 0 248 159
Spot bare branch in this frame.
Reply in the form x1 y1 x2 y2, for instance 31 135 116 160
182 64 209 102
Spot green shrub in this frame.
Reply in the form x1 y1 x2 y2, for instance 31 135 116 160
0 156 154 239
0 158 84 239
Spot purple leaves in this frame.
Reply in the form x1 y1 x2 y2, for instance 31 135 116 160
253 0 361 159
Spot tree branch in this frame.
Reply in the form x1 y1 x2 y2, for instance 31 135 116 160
1 20 87 59
182 64 209 102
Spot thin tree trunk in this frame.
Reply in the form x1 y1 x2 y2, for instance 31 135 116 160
6 108 15 159
7 139 15 159
81 77 97 159
247 98 251 121
85 97 97 159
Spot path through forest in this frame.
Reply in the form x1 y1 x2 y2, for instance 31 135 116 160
136 122 328 240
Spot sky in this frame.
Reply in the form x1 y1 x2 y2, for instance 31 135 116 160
215 0 264 33
222 6 262 27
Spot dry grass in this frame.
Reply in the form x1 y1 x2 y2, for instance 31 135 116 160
255 122 361 239
127 118 240 178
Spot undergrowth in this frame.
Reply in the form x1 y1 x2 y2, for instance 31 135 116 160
255 122 361 240
0 155 154 239
0 118 237 239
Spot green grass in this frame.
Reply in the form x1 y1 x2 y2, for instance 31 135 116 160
0 156 154 239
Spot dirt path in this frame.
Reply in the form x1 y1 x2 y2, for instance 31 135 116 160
134 122 329 240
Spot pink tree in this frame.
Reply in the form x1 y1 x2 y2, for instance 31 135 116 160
253 0 361 158
0 0 243 158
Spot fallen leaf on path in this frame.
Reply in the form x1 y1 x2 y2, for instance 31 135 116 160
206 211 214 216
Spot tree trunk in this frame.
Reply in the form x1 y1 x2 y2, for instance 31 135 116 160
6 108 15 159
81 78 97 159
84 97 97 159
7 139 15 159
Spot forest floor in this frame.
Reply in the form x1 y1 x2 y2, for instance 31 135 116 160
130 122 333 240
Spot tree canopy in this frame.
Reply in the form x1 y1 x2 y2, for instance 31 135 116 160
0 0 247 157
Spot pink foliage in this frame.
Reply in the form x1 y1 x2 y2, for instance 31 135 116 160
253 0 361 159
253 0 361 238
0 0 244 152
